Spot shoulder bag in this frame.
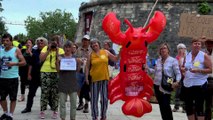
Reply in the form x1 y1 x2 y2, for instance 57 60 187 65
161 61 175 92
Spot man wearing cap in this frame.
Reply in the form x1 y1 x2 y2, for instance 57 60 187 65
76 35 91 113
204 38 213 120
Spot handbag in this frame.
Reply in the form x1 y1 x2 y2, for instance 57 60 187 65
161 62 175 92
161 74 174 92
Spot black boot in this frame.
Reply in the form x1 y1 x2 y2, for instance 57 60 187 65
76 103 84 110
21 108 31 113
83 103 89 113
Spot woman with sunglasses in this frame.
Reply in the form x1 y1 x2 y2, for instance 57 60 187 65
21 37 48 113
39 35 64 119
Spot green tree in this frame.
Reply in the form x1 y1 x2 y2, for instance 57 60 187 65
0 17 7 35
0 0 3 12
0 0 8 35
25 9 77 41
15 33 28 42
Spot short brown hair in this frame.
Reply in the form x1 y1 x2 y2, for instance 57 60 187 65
50 35 60 42
90 38 101 50
63 40 73 48
73 43 78 49
158 43 170 55
104 40 112 47
192 37 203 43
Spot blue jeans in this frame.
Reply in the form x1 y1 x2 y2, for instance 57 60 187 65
77 72 85 89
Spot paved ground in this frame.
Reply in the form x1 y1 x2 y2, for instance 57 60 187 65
1 87 187 120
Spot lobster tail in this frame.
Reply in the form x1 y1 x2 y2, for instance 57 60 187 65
122 98 152 117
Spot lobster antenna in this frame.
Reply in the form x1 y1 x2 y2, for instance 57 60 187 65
143 0 159 28
124 19 134 32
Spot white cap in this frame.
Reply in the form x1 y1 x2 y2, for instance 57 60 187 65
177 43 186 49
82 35 90 40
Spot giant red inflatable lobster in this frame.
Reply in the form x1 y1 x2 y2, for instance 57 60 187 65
102 11 166 117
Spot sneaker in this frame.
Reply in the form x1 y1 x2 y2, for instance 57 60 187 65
83 103 89 113
51 112 58 119
18 96 25 102
76 103 84 110
6 116 13 120
0 113 9 120
39 112 45 119
21 108 31 113
172 108 178 112
182 109 186 113
100 118 106 120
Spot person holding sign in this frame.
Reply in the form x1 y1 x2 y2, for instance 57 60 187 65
56 41 81 120
182 37 212 120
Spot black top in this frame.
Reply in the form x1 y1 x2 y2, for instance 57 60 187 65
58 56 79 93
108 48 116 66
29 48 42 80
19 49 33 78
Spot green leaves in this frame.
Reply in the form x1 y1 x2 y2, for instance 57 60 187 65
0 0 7 35
0 0 4 12
198 1 212 15
25 9 77 41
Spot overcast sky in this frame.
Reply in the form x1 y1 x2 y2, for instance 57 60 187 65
1 0 89 36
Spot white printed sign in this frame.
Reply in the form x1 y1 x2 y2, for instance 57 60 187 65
60 58 76 71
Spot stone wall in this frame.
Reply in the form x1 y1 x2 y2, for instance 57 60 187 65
75 0 213 58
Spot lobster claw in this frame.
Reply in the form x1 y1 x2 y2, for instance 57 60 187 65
102 12 126 45
144 11 166 43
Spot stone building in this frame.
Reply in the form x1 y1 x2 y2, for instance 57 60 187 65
75 0 213 58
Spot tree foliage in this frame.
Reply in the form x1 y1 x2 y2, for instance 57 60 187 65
15 33 28 43
0 17 7 35
25 9 77 41
0 0 4 12
0 0 8 35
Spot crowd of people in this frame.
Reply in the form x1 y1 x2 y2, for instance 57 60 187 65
148 37 213 120
0 33 212 120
